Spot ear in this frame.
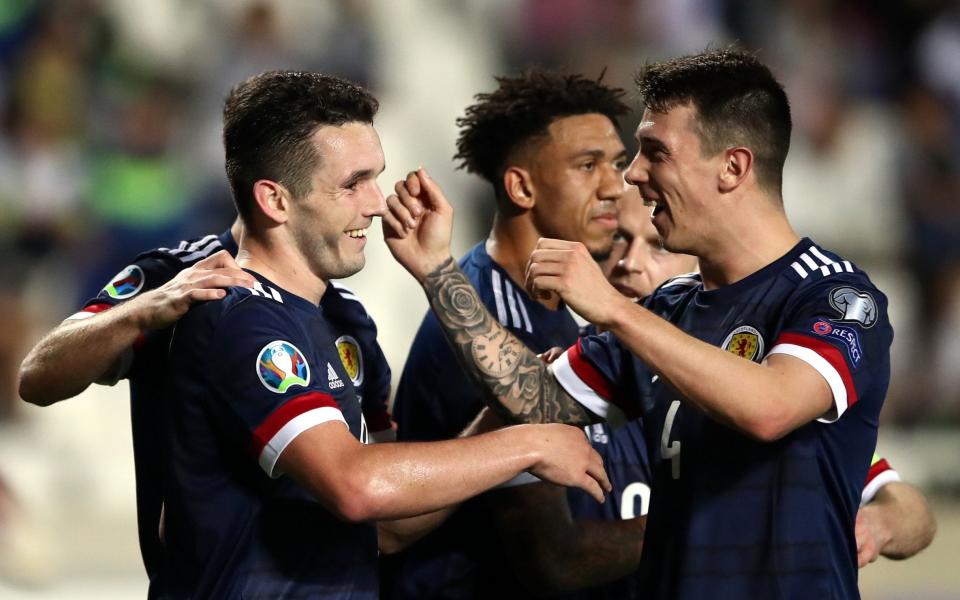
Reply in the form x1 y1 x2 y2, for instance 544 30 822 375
502 166 536 210
718 147 753 193
252 179 291 224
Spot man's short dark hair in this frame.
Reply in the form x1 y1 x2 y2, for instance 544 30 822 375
635 48 792 194
455 69 629 198
223 71 379 221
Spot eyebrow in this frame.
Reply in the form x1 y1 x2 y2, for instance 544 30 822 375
341 163 386 188
637 134 669 154
568 148 629 161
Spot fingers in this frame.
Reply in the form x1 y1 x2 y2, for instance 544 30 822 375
534 238 581 251
386 193 418 232
381 200 408 240
587 448 612 493
195 249 240 269
187 288 227 302
193 273 255 290
579 475 606 504
416 168 452 214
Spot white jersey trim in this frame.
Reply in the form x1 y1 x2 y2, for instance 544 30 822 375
860 469 901 506
259 406 347 478
490 270 509 325
550 350 612 418
767 343 848 423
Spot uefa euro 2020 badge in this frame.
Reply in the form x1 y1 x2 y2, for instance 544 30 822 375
103 265 145 299
257 341 311 393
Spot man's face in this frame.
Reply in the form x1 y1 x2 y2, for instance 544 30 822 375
289 122 386 280
527 114 628 260
624 104 720 255
600 186 698 299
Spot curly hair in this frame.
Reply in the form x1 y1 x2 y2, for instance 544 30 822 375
455 69 629 194
636 48 791 193
223 70 379 222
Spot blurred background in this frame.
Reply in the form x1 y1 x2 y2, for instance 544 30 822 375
0 0 957 598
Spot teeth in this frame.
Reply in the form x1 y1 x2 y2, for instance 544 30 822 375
346 228 367 238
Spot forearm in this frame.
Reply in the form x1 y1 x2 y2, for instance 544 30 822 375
491 483 644 595
422 258 593 426
377 506 456 554
18 303 146 405
866 482 937 560
606 301 828 440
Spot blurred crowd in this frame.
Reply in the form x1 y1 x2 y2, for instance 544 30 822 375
1 0 959 427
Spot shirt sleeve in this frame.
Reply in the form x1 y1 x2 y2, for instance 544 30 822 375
67 255 182 382
766 275 892 422
208 299 348 478
549 331 637 421
860 453 901 506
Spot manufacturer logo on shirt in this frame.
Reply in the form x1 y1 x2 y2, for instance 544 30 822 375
335 335 364 386
327 363 344 390
256 341 310 393
811 320 863 368
103 265 145 299
722 325 764 361
829 286 877 328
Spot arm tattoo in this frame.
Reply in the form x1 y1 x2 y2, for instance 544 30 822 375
423 258 593 425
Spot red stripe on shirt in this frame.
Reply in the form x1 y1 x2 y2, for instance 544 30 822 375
82 302 112 314
865 458 893 486
252 391 339 455
774 332 858 407
568 338 614 401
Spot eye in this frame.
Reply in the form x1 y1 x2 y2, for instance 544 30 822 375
580 161 596 172
345 179 362 192
614 158 629 171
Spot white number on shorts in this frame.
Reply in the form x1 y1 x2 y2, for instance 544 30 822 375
660 400 681 479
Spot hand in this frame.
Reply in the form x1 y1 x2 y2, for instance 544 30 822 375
525 238 627 326
524 423 611 503
537 346 565 365
382 168 454 283
855 505 891 568
132 250 255 330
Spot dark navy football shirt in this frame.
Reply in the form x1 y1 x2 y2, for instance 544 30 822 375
74 230 392 579
550 239 893 600
151 271 377 599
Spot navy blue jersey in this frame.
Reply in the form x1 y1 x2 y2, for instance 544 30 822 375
551 239 893 600
383 242 580 599
151 271 377 599
74 230 392 579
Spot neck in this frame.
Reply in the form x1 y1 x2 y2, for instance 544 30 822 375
236 228 327 304
487 210 559 309
696 197 800 290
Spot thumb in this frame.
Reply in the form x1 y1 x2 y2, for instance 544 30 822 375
417 168 452 214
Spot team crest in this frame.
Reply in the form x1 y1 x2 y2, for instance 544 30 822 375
256 340 310 393
335 335 364 386
103 265 145 299
722 325 764 361
829 287 877 328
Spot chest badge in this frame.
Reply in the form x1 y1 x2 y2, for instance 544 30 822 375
335 335 364 386
721 325 764 362
257 340 310 393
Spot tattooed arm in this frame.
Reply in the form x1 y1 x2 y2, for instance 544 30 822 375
422 258 594 425
382 169 594 425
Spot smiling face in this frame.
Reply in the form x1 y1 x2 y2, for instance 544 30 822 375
600 186 698 299
624 104 723 256
288 121 386 280
526 113 628 260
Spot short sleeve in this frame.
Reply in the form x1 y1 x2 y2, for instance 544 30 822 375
860 453 901 506
549 331 636 421
209 299 348 478
766 275 893 422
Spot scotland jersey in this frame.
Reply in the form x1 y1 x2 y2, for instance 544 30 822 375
151 272 376 599
72 230 392 578
383 242 580 599
550 239 893 599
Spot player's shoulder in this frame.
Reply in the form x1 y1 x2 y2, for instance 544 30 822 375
322 281 375 322
784 241 888 311
143 232 232 266
645 271 701 310
457 242 494 285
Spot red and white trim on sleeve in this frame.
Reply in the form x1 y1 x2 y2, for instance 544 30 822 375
550 339 616 419
860 456 901 506
254 391 346 478
767 332 858 423
66 302 113 321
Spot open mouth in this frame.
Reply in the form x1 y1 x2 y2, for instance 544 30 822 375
345 228 368 239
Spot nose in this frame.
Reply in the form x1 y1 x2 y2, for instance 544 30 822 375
599 163 627 201
365 183 387 218
618 239 649 274
625 151 649 187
